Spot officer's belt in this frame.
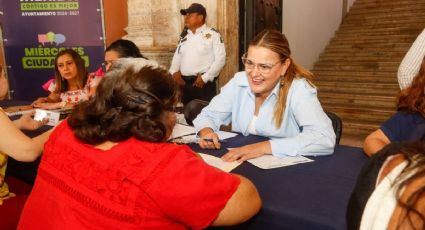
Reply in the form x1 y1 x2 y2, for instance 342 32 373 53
182 73 205 81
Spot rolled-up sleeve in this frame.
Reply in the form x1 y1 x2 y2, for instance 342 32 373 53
202 32 226 83
398 28 425 89
269 83 336 157
193 78 235 132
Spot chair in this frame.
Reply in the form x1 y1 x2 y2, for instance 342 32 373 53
183 99 209 126
325 111 343 144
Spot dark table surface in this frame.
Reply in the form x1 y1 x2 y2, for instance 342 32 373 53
2 100 368 229
8 133 368 229
191 135 369 230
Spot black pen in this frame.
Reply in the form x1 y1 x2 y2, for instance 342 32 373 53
201 138 226 143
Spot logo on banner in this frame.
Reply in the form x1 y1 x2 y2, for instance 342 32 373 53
22 31 89 69
38 32 66 45
20 0 80 17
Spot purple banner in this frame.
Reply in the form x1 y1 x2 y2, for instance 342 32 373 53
1 0 105 100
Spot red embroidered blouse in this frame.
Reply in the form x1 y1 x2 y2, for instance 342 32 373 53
18 121 240 229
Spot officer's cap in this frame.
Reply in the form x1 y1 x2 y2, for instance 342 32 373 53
180 3 206 17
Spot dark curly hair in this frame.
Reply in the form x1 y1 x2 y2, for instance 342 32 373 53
67 58 178 145
392 133 425 229
105 39 146 59
397 56 425 116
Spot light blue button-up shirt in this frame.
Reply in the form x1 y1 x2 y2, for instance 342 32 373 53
193 71 336 157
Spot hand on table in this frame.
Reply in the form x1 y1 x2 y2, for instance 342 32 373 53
14 111 48 130
221 141 272 163
198 128 221 149
31 97 48 106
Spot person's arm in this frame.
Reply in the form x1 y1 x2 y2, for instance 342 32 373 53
169 43 182 76
363 129 391 157
0 111 52 161
87 72 102 97
32 91 61 105
267 81 336 157
201 31 226 83
0 65 9 100
222 141 272 162
13 112 47 130
169 44 186 86
398 28 425 89
193 75 237 134
211 175 261 226
150 146 261 228
32 91 66 109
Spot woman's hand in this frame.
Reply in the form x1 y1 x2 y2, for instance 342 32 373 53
222 141 272 163
14 111 48 130
32 97 48 106
198 127 221 149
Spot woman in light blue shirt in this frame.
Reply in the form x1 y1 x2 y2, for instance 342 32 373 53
193 29 335 162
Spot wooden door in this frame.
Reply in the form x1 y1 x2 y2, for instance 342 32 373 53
239 0 282 69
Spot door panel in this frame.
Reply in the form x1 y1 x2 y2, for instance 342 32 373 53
239 0 282 69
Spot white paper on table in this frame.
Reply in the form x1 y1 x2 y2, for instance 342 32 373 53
247 155 313 169
216 130 238 140
169 124 238 144
199 153 241 172
169 123 196 140
175 113 188 125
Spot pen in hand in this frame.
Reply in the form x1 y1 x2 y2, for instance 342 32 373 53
200 138 226 143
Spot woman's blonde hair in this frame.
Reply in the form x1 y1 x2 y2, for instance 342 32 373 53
248 29 315 127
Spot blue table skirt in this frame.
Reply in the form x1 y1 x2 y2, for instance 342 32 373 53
191 134 368 230
4 112 368 230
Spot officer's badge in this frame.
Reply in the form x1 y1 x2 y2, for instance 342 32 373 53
205 33 212 39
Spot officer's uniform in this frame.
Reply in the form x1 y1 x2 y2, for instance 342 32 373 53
169 24 226 105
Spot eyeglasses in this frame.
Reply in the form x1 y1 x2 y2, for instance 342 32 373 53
241 54 283 74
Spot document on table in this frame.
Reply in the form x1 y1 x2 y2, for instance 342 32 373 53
169 123 196 139
169 124 238 143
216 130 238 139
247 155 314 169
199 153 241 172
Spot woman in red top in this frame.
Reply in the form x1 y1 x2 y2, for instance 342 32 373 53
18 58 261 230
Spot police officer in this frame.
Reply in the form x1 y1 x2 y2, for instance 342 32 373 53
169 3 226 105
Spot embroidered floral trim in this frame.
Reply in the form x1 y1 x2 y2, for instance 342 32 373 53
42 146 136 206
38 168 140 223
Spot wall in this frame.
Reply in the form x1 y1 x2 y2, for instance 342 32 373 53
102 0 128 47
282 0 355 70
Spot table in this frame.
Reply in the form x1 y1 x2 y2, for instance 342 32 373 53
190 135 368 230
1 99 369 229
